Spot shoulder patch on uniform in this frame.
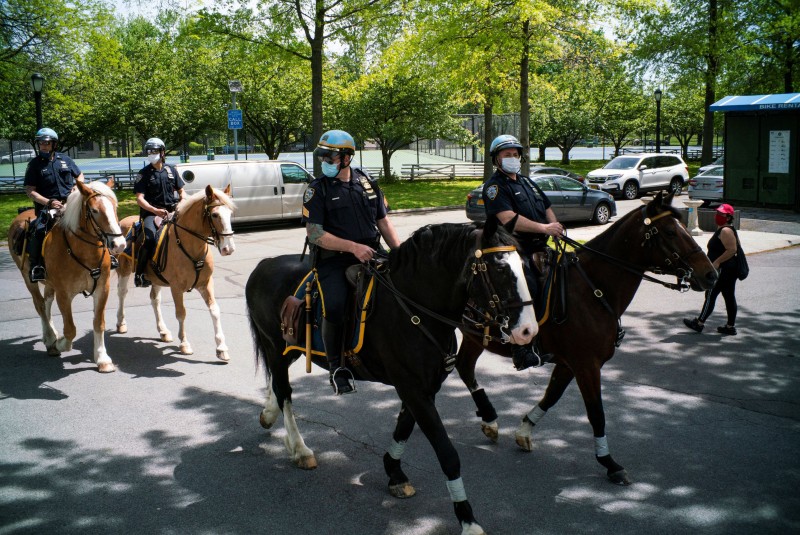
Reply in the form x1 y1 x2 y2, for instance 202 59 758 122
135 173 143 184
304 187 315 203
486 185 499 201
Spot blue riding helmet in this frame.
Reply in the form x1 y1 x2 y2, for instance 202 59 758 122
35 128 58 143
489 134 523 157
314 130 356 160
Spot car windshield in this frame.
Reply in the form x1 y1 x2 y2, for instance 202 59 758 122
603 157 639 170
701 167 724 177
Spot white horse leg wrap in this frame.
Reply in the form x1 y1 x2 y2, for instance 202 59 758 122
594 435 610 457
446 477 467 503
387 439 406 460
527 404 547 425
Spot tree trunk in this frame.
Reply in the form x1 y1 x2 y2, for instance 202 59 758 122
311 36 324 176
537 145 546 162
701 0 719 166
519 19 531 176
483 101 493 181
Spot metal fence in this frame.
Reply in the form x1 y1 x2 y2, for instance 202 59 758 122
411 113 521 163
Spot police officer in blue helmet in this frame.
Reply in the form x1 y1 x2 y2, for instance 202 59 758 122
133 137 185 288
303 129 401 394
481 134 563 370
24 127 85 282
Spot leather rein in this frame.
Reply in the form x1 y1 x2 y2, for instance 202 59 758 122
365 236 531 369
154 200 233 291
61 191 123 297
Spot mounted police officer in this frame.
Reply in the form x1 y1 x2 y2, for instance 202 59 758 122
303 130 401 395
133 137 185 288
24 127 85 282
482 134 563 371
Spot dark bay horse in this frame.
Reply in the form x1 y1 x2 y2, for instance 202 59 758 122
455 192 718 485
246 221 537 535
7 179 126 372
115 185 236 361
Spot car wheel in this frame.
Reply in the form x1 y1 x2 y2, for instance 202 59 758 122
669 177 683 196
622 181 639 200
592 203 611 225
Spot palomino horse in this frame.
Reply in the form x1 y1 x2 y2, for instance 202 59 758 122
115 185 235 361
7 179 126 372
246 221 537 535
455 192 718 485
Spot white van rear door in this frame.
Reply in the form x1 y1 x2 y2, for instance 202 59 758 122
279 163 313 218
229 162 281 222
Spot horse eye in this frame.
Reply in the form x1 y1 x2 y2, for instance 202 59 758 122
211 212 219 218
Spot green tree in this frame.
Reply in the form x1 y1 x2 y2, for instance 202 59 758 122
661 84 705 160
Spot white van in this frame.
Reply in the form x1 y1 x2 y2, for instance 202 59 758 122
175 160 313 224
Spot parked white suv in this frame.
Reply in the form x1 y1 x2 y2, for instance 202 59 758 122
586 153 689 200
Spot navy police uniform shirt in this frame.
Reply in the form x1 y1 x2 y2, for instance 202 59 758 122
303 169 387 248
24 152 82 210
483 169 551 253
134 164 185 218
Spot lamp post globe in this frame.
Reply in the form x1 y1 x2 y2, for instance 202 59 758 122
30 73 44 130
654 88 662 153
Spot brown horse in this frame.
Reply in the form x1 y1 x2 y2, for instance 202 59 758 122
115 185 236 361
455 192 718 485
7 179 126 372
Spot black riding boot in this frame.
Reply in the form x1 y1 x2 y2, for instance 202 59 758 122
27 231 46 283
134 243 152 288
511 341 554 371
321 318 354 395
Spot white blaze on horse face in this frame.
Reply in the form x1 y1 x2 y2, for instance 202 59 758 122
216 206 235 256
504 250 537 344
98 197 126 254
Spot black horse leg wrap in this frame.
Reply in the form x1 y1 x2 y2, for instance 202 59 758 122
471 389 497 422
383 452 409 485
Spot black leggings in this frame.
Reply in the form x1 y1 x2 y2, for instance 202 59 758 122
698 267 738 326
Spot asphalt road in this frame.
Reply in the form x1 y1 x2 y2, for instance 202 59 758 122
1 207 798 535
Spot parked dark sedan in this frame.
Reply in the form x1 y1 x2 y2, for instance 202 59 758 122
465 175 617 225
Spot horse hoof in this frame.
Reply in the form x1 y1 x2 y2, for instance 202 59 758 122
388 482 416 499
294 455 317 470
47 346 61 357
515 434 533 452
609 469 632 486
216 350 230 362
116 324 127 334
98 362 116 373
179 343 193 355
259 411 275 430
481 421 499 443
160 333 173 343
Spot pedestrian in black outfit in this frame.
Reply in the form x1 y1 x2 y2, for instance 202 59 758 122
684 203 740 335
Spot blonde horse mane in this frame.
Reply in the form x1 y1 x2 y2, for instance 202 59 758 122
175 186 236 214
60 181 119 233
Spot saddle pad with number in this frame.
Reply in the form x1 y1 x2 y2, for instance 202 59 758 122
282 270 376 357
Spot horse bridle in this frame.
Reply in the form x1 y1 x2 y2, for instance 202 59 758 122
366 236 533 367
560 206 706 293
62 191 123 297
157 199 234 291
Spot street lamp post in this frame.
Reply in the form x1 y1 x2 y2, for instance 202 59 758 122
31 73 44 130
654 88 662 153
228 80 243 161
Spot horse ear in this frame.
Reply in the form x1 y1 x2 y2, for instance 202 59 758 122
76 180 91 196
663 189 675 206
205 184 213 201
224 183 232 196
105 177 115 190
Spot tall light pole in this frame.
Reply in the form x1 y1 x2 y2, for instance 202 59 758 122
654 88 662 153
31 73 44 130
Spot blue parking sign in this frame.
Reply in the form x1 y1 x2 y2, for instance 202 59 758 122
227 109 243 130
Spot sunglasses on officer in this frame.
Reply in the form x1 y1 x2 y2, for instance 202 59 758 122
313 147 342 164
146 148 161 155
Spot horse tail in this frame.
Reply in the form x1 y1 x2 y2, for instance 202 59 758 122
248 308 275 379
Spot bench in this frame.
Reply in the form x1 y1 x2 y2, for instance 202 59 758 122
400 163 486 180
